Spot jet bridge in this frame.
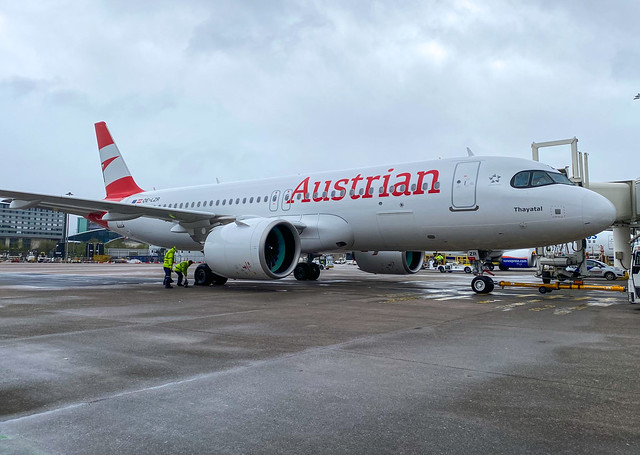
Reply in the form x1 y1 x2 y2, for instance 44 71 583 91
532 138 640 302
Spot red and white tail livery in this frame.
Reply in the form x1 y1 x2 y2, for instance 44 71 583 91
96 121 144 200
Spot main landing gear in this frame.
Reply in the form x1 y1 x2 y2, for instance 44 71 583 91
293 261 321 281
193 263 228 286
293 254 321 281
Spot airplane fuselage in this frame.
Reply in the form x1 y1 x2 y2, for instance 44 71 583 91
107 156 612 253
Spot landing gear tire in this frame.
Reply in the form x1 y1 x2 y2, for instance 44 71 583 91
542 271 551 285
498 264 509 271
212 274 228 286
294 263 309 281
308 263 321 281
194 264 214 286
471 276 494 294
194 264 228 286
294 262 321 281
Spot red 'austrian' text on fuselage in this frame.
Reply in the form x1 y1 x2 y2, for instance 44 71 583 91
287 169 440 204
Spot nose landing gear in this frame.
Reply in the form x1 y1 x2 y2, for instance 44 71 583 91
471 275 494 294
469 250 495 294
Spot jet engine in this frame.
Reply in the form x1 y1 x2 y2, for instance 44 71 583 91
204 218 301 280
353 251 425 275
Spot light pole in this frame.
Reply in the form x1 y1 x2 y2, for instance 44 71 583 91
64 192 73 261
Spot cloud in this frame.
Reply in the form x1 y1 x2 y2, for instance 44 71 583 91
0 0 638 199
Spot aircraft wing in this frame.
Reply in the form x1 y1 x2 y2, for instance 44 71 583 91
0 189 235 225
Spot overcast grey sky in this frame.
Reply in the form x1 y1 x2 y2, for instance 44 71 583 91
1 1 638 199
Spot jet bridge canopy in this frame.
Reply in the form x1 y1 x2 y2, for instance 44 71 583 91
532 137 640 272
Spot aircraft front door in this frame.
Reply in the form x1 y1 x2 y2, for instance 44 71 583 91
451 161 480 211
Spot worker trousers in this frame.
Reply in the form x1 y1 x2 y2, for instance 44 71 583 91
163 267 173 288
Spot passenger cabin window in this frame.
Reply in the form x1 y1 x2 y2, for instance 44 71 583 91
511 170 573 188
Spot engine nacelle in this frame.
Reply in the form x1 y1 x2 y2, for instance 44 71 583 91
353 251 425 275
499 248 537 269
204 218 301 280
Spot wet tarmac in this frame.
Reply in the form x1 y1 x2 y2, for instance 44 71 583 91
0 262 638 454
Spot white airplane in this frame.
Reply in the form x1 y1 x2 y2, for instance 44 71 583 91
497 230 615 270
497 248 537 269
0 122 616 294
585 230 614 261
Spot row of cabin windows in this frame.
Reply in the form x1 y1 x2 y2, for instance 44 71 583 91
157 182 436 210
161 195 271 209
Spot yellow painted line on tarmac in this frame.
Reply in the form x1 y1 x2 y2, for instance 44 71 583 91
499 302 529 311
553 304 588 315
529 304 556 312
554 308 572 315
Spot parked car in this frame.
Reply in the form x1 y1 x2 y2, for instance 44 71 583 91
566 259 625 281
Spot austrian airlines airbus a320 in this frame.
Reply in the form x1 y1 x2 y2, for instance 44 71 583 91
0 122 616 293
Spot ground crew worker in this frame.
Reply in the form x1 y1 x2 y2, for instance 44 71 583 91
435 253 445 266
174 260 194 287
163 246 177 288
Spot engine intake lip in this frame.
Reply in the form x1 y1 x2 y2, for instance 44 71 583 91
260 221 300 278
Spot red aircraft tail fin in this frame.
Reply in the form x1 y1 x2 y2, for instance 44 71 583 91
95 122 144 200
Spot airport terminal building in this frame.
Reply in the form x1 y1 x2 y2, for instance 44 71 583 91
0 202 66 249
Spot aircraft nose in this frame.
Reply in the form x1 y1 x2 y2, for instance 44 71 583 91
582 190 616 236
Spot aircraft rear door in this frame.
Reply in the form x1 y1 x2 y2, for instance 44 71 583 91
451 161 480 211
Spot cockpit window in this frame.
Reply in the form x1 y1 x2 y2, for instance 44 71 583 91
548 172 573 185
531 171 553 186
511 170 573 188
512 171 531 188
